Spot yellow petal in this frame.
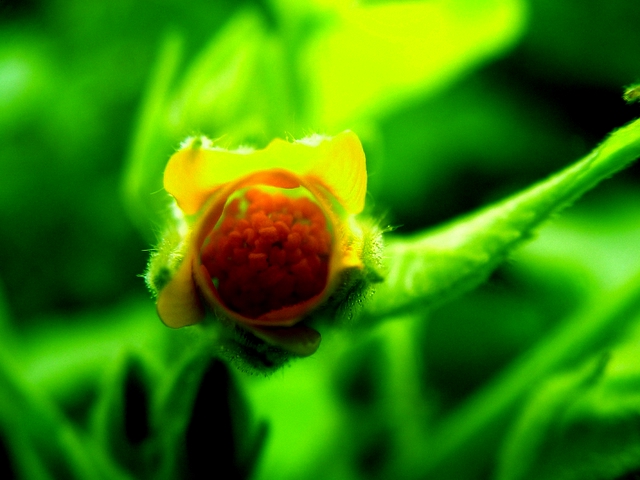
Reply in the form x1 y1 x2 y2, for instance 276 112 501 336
164 131 367 215
156 255 205 328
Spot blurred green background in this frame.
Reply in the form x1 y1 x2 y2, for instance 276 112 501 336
2 0 640 479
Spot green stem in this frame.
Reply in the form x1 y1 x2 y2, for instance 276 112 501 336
366 117 640 321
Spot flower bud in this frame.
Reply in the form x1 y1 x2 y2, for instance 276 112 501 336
145 132 382 370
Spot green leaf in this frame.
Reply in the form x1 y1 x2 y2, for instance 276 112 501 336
19 301 167 406
495 355 609 480
366 116 640 320
415 263 640 479
90 350 159 478
298 0 527 129
122 10 294 239
150 336 211 479
150 338 266 480
183 359 268 479
121 32 183 240
169 10 293 143
2 431 53 480
496 316 640 480
0 348 131 479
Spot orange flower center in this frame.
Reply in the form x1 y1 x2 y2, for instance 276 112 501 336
200 188 332 319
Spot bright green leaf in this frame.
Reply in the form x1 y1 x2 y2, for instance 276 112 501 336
495 355 609 480
299 0 528 129
496 317 640 480
121 32 183 240
122 10 294 239
366 116 640 320
0 349 131 479
90 350 158 478
415 262 640 479
169 10 292 142
150 338 211 479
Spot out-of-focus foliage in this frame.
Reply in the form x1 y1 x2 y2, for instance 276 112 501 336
122 0 525 239
2 0 640 479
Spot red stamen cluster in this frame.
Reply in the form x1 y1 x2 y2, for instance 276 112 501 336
201 188 332 318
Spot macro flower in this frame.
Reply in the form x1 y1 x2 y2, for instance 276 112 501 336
150 131 369 358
